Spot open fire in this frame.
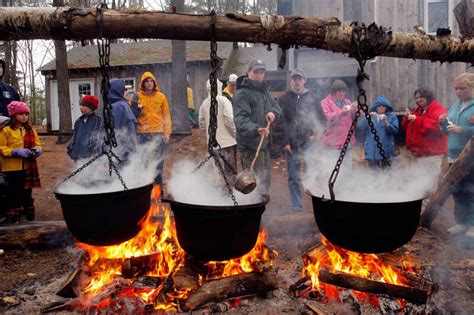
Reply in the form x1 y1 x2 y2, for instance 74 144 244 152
59 185 278 312
292 237 433 310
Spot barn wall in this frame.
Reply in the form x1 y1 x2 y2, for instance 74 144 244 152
292 0 469 111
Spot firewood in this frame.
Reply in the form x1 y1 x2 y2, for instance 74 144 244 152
302 243 326 264
318 268 428 304
0 8 473 64
173 265 199 291
0 220 73 250
56 252 87 298
40 299 82 313
304 301 325 314
289 276 312 297
181 269 279 311
121 252 163 279
451 259 474 270
129 276 163 289
421 138 474 228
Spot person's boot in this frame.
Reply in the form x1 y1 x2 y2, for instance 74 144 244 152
7 208 21 224
447 224 467 234
465 226 474 238
24 207 35 222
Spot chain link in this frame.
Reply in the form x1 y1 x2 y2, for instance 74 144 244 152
195 10 237 206
327 22 390 201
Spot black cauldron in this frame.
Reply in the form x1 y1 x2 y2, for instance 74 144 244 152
55 182 154 246
163 198 268 261
307 191 423 253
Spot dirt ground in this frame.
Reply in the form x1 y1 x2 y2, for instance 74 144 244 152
1 129 473 314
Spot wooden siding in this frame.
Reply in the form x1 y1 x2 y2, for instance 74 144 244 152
292 0 469 111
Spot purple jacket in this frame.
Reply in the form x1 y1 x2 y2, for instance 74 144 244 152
320 94 356 149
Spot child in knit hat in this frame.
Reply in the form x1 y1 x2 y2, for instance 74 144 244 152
67 95 103 161
0 101 42 223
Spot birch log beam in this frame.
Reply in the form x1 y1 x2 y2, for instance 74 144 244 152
0 7 473 63
420 137 474 228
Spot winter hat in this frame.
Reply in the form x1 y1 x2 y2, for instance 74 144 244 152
7 101 30 117
80 95 99 111
228 74 238 84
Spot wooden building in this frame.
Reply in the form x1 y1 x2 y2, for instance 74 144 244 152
39 40 232 131
279 0 470 111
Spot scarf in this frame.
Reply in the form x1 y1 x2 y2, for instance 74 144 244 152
23 127 41 189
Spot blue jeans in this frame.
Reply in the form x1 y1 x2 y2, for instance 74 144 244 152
285 140 315 210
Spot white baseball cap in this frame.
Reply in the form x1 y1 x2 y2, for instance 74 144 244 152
228 73 238 84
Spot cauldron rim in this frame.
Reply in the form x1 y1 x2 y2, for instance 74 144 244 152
55 181 155 197
161 196 269 210
305 189 426 204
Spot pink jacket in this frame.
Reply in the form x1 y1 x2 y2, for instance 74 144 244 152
321 94 356 149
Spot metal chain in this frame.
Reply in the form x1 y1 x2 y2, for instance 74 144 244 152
327 22 390 201
95 2 117 150
195 10 237 206
62 152 106 182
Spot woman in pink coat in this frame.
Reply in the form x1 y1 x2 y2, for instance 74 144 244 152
320 80 357 168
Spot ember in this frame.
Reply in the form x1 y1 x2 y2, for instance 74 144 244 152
58 185 278 312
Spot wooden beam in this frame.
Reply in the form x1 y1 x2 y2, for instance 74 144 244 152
0 7 473 63
420 137 474 228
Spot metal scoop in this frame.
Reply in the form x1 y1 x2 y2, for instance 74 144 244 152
234 121 271 194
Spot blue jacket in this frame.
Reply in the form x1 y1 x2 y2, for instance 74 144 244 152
358 96 399 161
108 79 138 160
67 113 103 161
0 60 20 117
440 98 474 159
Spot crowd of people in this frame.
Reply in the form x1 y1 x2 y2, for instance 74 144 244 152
0 56 473 239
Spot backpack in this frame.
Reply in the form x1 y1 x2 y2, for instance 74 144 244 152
130 94 142 119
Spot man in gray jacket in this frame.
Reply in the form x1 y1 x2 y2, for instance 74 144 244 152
233 59 281 195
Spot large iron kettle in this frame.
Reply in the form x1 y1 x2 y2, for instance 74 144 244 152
55 182 154 246
307 191 423 253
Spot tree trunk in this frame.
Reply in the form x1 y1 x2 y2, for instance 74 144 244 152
53 0 73 144
170 0 191 135
0 7 473 63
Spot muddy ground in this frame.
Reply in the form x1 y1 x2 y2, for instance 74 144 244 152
0 129 473 314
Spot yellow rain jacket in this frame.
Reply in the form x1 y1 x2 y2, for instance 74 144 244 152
0 125 41 172
134 72 172 138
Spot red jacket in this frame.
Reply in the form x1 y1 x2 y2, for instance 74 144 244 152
402 100 448 157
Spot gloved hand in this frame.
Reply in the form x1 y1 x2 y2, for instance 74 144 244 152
31 148 42 158
12 148 32 158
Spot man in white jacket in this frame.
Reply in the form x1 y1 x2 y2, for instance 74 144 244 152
199 79 237 178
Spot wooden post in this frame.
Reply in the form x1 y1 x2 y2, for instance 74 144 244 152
420 137 474 228
0 7 473 63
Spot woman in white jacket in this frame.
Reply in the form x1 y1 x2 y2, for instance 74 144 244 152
199 79 237 177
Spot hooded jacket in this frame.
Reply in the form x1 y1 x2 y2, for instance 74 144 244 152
0 60 20 117
402 99 447 157
440 98 474 160
133 72 172 138
199 79 236 149
67 112 103 161
358 96 399 161
278 88 325 151
320 93 356 149
108 78 137 158
233 76 282 151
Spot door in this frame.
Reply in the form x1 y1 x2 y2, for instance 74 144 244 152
50 79 95 131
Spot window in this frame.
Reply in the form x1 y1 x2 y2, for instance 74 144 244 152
425 0 452 34
78 83 91 99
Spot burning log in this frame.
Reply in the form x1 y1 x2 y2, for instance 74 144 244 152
421 137 474 228
172 265 199 291
0 7 473 63
289 276 312 298
121 252 164 279
181 268 279 311
318 268 428 304
129 276 163 289
0 220 73 250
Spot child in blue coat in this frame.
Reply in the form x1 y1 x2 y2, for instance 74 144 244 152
358 96 399 168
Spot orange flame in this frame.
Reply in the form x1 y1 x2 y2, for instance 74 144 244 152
76 185 277 311
302 238 410 296
206 228 278 278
